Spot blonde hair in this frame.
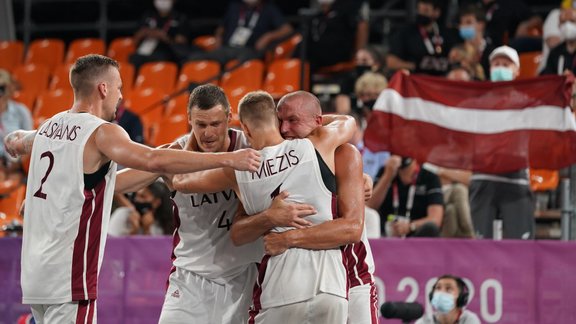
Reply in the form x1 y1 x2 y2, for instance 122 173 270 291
354 72 388 96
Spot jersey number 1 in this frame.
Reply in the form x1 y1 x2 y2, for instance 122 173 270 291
33 151 55 199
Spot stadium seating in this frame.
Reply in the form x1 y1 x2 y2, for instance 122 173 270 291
33 88 74 127
193 35 217 52
12 63 50 98
177 60 220 89
24 38 65 73
48 64 73 90
0 41 24 73
263 58 308 99
518 51 542 80
134 61 178 94
220 59 264 94
64 38 106 64
107 37 136 62
151 114 189 147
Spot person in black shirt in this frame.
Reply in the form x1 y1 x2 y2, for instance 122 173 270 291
387 0 462 76
367 155 444 237
541 7 576 76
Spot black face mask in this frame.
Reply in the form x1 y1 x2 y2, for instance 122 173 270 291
0 85 6 97
362 99 377 110
133 201 153 214
415 14 433 26
355 65 372 77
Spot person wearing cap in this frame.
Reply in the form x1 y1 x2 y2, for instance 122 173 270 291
538 1 575 73
367 155 444 237
541 4 576 76
0 69 33 183
468 46 535 240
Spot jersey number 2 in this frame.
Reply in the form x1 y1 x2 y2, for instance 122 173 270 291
33 151 55 199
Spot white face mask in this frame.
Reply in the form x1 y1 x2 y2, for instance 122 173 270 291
243 0 259 5
154 0 173 13
560 21 576 40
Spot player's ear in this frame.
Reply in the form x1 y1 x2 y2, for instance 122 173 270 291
97 82 107 99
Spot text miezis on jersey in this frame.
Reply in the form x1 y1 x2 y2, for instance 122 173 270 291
251 150 300 180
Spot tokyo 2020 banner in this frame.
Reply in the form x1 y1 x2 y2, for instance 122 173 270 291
1 237 575 323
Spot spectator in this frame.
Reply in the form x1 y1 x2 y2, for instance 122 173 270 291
367 156 444 238
540 6 576 76
470 45 535 239
187 0 293 66
109 182 174 236
386 0 461 76
539 1 571 72
334 46 386 114
455 4 495 79
446 63 473 81
304 0 366 71
349 72 390 180
477 0 542 51
416 274 480 324
0 69 32 184
130 0 191 70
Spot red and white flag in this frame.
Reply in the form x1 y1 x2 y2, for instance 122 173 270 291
364 72 576 173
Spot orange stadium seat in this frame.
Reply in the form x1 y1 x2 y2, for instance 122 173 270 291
119 62 135 97
266 33 302 64
151 114 189 147
530 169 559 192
12 63 50 98
221 59 264 94
226 88 247 128
25 38 65 73
65 38 106 64
193 35 217 52
134 61 178 93
49 64 73 90
107 37 136 62
263 59 308 99
165 93 189 117
124 87 166 143
33 88 74 127
177 60 220 89
0 40 24 72
12 90 36 110
518 51 542 80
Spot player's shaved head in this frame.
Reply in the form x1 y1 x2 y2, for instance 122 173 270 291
277 91 322 116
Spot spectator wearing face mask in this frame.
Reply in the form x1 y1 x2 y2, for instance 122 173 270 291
538 1 575 73
540 6 576 76
386 0 462 76
415 274 480 324
108 182 174 236
334 46 386 114
468 45 535 240
129 0 191 71
455 4 495 80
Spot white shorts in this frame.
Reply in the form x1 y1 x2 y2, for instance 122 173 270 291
30 300 97 324
349 283 379 324
250 293 347 324
158 265 257 324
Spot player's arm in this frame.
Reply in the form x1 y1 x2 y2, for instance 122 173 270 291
114 142 182 194
230 192 316 246
317 114 357 146
95 123 260 174
4 130 37 157
263 144 364 256
172 167 238 194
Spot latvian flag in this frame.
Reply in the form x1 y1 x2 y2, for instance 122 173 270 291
364 72 576 174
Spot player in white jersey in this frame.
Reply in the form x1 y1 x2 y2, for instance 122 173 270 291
114 84 315 324
265 91 379 324
172 91 358 323
4 55 261 324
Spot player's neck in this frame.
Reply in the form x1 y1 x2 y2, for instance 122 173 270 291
70 99 99 116
250 129 284 150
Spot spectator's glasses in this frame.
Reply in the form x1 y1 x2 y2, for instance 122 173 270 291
0 84 6 97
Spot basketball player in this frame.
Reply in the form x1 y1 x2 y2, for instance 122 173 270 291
3 54 261 324
172 91 357 323
113 84 318 324
271 90 379 324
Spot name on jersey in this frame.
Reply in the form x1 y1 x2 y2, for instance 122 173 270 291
251 150 300 180
38 120 81 141
191 189 237 207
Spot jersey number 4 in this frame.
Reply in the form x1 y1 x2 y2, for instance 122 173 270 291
33 151 55 199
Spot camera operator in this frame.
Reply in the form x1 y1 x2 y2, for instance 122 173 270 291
366 155 443 237
416 274 480 324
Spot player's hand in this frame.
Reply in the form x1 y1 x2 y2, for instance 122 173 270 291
363 173 373 201
267 191 315 228
263 232 289 256
229 148 261 172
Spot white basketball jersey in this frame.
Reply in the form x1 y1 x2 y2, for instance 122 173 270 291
170 129 263 284
21 111 117 304
235 139 347 309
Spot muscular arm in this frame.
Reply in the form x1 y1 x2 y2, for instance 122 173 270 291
95 124 260 174
230 191 316 246
263 144 364 255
